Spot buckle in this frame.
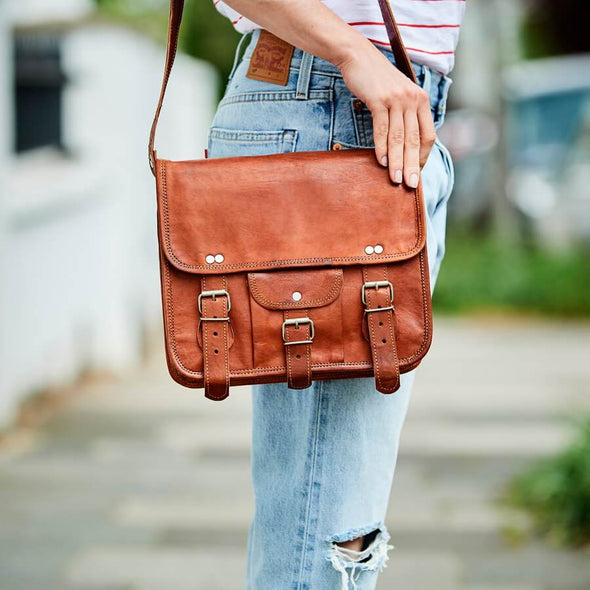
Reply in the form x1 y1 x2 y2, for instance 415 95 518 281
361 281 394 306
282 317 315 346
198 289 231 316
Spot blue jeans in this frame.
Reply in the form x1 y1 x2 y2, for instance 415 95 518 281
207 29 455 590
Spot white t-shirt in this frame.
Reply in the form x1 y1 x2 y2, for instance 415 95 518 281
212 0 466 75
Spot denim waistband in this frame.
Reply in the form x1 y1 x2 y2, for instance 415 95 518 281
231 28 453 126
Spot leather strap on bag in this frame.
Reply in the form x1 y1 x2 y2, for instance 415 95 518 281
282 311 313 389
149 0 418 174
377 0 418 84
362 265 400 393
198 276 231 401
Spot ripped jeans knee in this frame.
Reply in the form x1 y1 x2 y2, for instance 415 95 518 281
326 523 394 590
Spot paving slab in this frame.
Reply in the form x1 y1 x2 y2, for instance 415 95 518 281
66 547 246 589
1 318 590 590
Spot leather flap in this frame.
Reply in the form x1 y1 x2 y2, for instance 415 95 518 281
248 268 343 310
156 149 425 275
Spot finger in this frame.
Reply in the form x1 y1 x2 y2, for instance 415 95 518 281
417 99 436 168
387 110 404 184
403 110 421 189
371 107 390 167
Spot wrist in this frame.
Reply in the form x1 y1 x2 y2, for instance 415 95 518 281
328 31 376 70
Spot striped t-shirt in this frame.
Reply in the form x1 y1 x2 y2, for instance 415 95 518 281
212 0 466 75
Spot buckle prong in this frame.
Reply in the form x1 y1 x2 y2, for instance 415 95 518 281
198 289 231 314
361 281 394 306
282 317 315 344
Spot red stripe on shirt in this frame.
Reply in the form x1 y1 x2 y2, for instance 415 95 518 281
349 21 460 28
368 38 455 55
405 46 455 55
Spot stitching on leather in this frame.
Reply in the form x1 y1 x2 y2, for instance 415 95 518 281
248 270 343 308
158 156 425 273
382 265 399 392
284 310 293 386
202 276 210 395
363 267 382 390
305 309 311 386
200 275 229 401
380 265 397 392
283 309 312 388
163 260 431 379
162 246 431 383
167 251 422 272
223 276 230 396
164 278 429 375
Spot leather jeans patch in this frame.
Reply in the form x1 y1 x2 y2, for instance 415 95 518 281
246 29 294 86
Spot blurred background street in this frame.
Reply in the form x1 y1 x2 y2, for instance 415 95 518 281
1 318 590 590
1 0 590 589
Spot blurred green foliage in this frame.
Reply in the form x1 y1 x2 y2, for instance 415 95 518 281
503 417 590 549
94 0 169 42
522 1 590 59
433 236 590 317
94 0 240 97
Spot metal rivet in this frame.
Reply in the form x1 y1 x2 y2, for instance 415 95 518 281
364 245 374 255
332 142 343 151
353 99 363 111
214 253 224 263
292 291 302 302
374 244 384 254
205 254 215 264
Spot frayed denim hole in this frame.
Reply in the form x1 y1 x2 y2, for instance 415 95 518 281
326 526 394 590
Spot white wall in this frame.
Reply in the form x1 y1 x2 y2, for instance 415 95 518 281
5 0 93 26
0 19 218 427
0 3 14 424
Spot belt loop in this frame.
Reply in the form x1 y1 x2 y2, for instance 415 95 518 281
437 75 453 120
421 64 432 97
296 50 314 99
228 30 253 81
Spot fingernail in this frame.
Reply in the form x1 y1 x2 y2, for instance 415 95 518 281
409 173 419 188
381 156 388 167
394 170 403 184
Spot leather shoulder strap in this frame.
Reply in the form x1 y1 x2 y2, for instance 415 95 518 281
149 0 185 174
149 0 416 174
377 0 417 83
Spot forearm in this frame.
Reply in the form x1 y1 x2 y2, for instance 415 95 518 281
219 0 375 68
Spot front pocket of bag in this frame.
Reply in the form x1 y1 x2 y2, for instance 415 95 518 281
207 127 298 158
247 268 345 368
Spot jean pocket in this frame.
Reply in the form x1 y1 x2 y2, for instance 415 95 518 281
207 127 299 158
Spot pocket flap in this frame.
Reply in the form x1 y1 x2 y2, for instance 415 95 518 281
248 269 343 310
157 149 425 275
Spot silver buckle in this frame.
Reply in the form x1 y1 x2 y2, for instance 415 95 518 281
282 318 315 346
361 281 394 306
198 289 231 315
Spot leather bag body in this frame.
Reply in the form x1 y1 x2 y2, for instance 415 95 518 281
150 0 433 401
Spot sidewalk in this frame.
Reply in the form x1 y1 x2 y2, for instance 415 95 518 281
1 317 590 590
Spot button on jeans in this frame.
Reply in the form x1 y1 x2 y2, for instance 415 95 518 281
207 29 455 590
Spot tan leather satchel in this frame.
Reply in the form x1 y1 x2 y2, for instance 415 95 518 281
149 0 432 401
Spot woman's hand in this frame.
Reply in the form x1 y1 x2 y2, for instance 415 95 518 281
336 43 436 188
218 0 435 187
